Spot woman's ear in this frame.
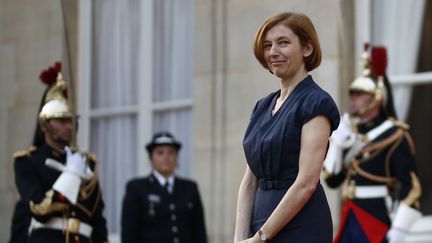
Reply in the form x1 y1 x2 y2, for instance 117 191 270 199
303 42 313 58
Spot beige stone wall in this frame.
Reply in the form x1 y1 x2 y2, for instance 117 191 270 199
192 0 346 241
0 0 77 241
1 0 350 242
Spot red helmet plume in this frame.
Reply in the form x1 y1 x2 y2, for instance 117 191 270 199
39 62 62 86
371 46 387 77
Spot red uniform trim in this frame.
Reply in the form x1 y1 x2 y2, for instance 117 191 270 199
334 200 389 243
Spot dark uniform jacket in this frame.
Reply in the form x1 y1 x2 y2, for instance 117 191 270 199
8 199 30 243
325 114 421 242
121 174 207 243
13 143 109 243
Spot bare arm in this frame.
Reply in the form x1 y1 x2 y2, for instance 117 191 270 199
257 116 331 239
234 165 258 242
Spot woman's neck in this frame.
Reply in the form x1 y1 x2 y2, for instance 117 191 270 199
279 71 308 99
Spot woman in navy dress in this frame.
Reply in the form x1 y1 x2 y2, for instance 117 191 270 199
234 12 340 243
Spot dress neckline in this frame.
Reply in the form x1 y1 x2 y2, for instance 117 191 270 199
270 75 312 117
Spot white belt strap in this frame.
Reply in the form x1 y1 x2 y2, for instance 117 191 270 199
365 119 394 142
355 185 389 199
30 217 93 238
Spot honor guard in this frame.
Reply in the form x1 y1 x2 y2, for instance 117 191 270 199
323 44 422 243
121 132 208 243
13 65 109 243
9 62 63 243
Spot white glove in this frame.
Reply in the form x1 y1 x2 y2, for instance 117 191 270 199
324 113 355 175
52 146 86 204
65 146 86 174
387 228 407 243
331 113 356 148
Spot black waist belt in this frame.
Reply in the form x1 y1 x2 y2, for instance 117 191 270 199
258 179 293 190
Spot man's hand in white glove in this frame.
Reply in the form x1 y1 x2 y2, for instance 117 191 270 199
331 113 355 148
387 228 407 243
65 146 86 174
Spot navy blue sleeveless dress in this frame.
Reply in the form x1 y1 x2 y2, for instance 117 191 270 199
243 76 340 242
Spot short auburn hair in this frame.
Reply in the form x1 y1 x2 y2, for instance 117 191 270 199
253 12 322 72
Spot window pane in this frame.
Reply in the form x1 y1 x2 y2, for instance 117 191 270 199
92 0 140 109
152 0 194 102
153 109 192 177
90 115 138 232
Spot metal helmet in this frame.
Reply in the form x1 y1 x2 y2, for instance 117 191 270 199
349 44 388 115
38 73 73 121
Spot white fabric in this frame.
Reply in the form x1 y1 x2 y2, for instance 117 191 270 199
365 119 394 141
30 217 93 237
91 0 194 233
45 158 93 180
323 141 344 175
52 171 82 205
65 146 86 174
152 0 194 178
371 0 426 121
92 0 140 233
152 170 175 194
392 203 422 231
387 227 407 243
355 185 389 199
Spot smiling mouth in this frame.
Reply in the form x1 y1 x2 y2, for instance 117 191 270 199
271 61 285 65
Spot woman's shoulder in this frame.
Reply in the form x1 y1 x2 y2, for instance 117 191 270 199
302 80 336 105
298 78 340 130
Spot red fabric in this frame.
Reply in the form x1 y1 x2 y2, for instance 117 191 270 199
334 200 389 243
55 192 65 202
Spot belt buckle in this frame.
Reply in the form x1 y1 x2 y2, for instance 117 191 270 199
343 180 356 200
67 218 80 234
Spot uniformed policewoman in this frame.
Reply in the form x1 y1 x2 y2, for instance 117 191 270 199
234 12 340 242
121 132 207 243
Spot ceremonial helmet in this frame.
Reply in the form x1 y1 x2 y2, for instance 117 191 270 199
38 73 73 121
349 44 396 117
33 62 73 146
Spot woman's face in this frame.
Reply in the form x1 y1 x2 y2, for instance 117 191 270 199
150 145 178 177
263 24 310 79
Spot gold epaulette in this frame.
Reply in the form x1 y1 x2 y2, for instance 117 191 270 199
83 152 99 163
390 117 410 130
13 146 37 158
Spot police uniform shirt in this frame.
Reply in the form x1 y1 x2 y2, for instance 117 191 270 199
152 170 175 194
121 173 207 243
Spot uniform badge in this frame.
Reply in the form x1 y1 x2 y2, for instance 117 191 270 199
148 194 161 203
148 194 161 217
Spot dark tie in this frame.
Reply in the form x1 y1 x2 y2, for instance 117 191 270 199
163 182 170 194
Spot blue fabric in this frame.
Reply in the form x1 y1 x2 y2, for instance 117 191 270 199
339 211 369 243
251 185 333 242
243 76 340 242
243 75 340 180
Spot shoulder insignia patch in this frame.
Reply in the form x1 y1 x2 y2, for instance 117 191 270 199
13 146 37 158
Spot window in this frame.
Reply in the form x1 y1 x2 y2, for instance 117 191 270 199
77 0 194 234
